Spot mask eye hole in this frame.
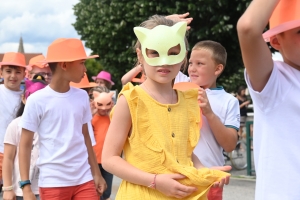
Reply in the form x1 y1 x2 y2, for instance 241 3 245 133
146 49 160 57
168 44 181 56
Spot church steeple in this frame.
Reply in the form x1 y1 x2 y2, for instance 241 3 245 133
18 36 25 53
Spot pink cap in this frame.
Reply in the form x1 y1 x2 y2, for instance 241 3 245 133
92 71 114 85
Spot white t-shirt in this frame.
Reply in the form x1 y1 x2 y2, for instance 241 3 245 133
175 71 190 83
21 86 93 187
194 87 240 167
245 61 300 200
4 117 39 196
0 84 23 153
88 121 96 146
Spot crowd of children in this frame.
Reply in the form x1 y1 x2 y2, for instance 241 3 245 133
0 1 299 199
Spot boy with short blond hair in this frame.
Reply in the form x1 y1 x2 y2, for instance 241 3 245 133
0 52 26 184
237 0 300 199
19 38 106 200
189 40 239 200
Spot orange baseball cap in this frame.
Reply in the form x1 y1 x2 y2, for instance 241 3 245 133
70 73 98 89
263 0 300 42
44 38 99 63
27 55 48 70
173 82 202 128
0 52 26 68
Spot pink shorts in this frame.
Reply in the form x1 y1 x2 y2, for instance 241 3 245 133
39 180 98 200
207 187 223 200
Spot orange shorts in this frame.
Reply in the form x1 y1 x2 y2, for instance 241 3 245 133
0 152 3 180
207 187 223 200
39 180 98 200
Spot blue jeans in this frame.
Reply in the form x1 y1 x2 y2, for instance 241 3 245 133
99 164 113 200
16 195 40 200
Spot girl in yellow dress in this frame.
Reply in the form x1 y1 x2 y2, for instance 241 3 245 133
102 15 230 200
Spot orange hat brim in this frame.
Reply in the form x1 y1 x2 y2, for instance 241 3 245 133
0 62 26 68
70 82 98 89
41 55 99 63
263 19 300 42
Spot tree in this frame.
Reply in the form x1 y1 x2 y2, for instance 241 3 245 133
85 58 103 81
73 0 251 92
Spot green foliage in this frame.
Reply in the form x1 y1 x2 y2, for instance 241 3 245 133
85 58 103 81
73 0 251 92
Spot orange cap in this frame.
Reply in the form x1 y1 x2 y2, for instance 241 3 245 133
70 73 98 89
173 82 202 128
263 0 300 42
27 55 48 70
44 38 99 63
0 52 26 68
132 74 146 83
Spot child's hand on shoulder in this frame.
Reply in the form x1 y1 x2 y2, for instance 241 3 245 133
155 173 197 198
198 88 214 119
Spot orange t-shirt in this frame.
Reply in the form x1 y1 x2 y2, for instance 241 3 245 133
92 114 110 163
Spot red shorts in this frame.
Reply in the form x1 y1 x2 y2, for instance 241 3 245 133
207 187 223 200
39 180 98 200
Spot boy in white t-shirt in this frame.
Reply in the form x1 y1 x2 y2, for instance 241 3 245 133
188 40 239 200
19 38 106 200
237 0 300 199
2 76 47 200
0 52 26 185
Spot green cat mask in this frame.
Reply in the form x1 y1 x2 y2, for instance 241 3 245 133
134 22 187 66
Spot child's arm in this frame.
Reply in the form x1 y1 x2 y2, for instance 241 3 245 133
19 128 36 200
198 88 238 152
2 143 17 199
102 95 197 198
237 0 280 92
121 64 143 85
82 123 107 196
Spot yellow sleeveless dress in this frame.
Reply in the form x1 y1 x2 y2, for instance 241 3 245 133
114 83 229 200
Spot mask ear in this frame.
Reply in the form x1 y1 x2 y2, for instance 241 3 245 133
134 27 150 44
172 22 187 38
93 91 100 99
109 91 115 98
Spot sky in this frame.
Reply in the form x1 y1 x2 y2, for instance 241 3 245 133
0 0 283 61
0 0 92 55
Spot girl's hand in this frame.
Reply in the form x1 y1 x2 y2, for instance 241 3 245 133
210 166 231 188
3 190 16 200
165 12 193 30
155 174 197 199
94 174 107 196
198 88 214 119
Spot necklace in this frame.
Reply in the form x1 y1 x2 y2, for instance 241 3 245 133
143 84 174 104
